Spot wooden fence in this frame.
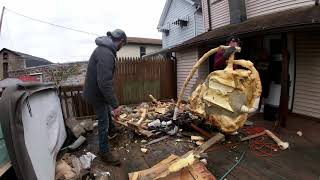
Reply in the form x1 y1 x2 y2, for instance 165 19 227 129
60 57 176 119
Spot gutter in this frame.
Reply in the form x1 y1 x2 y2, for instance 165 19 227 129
172 22 320 51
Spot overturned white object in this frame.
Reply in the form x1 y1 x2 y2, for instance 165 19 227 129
21 88 67 180
79 152 97 169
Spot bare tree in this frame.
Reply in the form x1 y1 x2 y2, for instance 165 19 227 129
48 64 81 86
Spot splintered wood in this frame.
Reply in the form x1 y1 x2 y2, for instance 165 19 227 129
115 95 175 137
129 133 224 180
129 155 216 180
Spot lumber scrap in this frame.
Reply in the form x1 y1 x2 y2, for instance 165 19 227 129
187 162 217 180
0 162 11 177
115 121 154 137
265 130 289 150
129 155 216 180
240 131 266 141
145 135 170 146
129 154 179 180
128 133 224 180
149 94 159 104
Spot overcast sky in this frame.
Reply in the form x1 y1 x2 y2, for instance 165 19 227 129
0 0 166 62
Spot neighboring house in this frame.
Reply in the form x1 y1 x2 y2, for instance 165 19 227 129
157 0 204 49
0 48 52 80
171 0 320 119
117 37 162 58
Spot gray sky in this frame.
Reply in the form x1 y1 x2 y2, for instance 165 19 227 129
0 0 166 62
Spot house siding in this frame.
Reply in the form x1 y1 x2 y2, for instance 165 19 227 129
245 0 315 19
195 11 204 35
117 44 162 58
176 47 199 100
202 0 210 31
162 0 204 48
293 31 320 118
210 0 230 29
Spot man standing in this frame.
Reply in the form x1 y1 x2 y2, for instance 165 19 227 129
213 36 240 70
83 29 127 165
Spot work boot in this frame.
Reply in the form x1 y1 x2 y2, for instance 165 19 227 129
99 152 121 166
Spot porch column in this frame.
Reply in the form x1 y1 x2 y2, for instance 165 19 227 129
278 33 289 128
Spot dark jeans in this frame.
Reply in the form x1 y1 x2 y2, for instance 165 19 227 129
93 102 115 153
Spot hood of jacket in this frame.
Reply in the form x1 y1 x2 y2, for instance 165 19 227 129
95 36 117 55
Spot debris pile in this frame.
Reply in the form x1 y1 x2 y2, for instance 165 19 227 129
55 93 291 180
116 95 200 137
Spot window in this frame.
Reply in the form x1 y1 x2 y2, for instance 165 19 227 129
172 17 189 27
3 62 8 78
3 52 8 60
140 47 146 57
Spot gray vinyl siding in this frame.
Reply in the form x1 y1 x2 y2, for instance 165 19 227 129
161 0 204 48
210 0 230 29
176 47 199 100
293 32 320 118
195 11 204 35
202 0 210 31
245 0 315 19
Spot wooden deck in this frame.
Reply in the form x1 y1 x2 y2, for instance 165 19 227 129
207 114 320 180
70 113 320 180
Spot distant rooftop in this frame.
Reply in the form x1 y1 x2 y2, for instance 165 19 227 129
0 48 53 67
127 37 162 45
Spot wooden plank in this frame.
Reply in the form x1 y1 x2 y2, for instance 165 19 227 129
129 133 224 180
188 162 217 180
64 92 70 119
129 155 179 180
129 156 216 180
0 162 12 177
115 121 154 137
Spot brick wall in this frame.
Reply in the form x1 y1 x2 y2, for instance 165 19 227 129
8 61 88 85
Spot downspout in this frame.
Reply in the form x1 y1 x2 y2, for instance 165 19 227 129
193 6 201 36
207 0 212 31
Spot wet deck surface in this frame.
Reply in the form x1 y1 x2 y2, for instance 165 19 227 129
72 113 320 180
207 114 320 180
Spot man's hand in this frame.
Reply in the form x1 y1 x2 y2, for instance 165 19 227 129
112 106 122 118
223 46 237 60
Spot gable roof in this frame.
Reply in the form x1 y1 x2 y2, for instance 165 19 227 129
127 37 162 45
172 5 320 51
0 48 53 67
157 0 201 29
